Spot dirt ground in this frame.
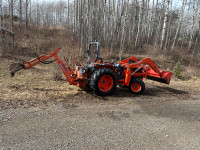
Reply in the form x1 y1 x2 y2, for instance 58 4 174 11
0 57 200 149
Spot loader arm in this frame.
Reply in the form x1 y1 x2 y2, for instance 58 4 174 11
10 48 74 84
130 58 162 76
124 57 173 86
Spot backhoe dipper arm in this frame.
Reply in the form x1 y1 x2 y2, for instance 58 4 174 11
10 48 74 84
10 48 61 76
125 58 162 86
23 48 61 69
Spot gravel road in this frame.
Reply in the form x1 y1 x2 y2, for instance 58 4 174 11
1 58 200 149
1 95 200 150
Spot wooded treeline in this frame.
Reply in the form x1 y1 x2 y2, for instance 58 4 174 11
1 0 200 63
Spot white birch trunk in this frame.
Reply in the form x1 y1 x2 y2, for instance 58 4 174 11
110 0 116 54
135 1 141 47
190 0 200 66
188 0 196 53
9 0 13 30
67 0 69 26
25 0 29 31
119 0 128 60
160 0 170 51
29 0 31 24
171 0 187 52
0 0 2 29
154 0 164 49
19 0 22 32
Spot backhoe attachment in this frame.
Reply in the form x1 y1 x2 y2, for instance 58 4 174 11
10 48 73 84
10 63 26 77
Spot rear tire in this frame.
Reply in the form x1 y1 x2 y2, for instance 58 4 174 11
90 68 117 96
128 79 145 94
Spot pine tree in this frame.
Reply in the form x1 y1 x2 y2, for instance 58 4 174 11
173 61 183 79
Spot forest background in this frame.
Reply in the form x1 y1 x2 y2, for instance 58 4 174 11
0 0 200 79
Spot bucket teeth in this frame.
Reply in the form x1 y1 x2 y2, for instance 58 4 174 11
10 63 25 77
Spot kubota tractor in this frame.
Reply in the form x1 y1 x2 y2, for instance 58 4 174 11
10 42 173 96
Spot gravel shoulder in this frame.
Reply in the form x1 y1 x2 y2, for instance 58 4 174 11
1 98 200 150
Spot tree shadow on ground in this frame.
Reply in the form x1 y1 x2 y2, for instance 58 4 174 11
82 85 189 102
106 85 189 100
143 86 189 97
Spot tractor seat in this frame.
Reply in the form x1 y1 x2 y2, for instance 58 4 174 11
113 63 123 78
82 63 95 73
113 63 122 69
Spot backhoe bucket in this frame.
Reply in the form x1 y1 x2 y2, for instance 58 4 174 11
146 69 173 84
10 63 25 77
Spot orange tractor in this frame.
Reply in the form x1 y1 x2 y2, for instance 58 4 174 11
10 42 173 96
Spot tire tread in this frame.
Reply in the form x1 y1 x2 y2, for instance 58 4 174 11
90 68 117 96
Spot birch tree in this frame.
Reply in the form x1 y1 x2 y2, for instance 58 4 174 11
160 0 170 51
0 0 2 29
19 0 22 32
171 0 187 52
119 0 128 60
25 0 29 31
9 0 13 30
188 0 197 53
135 1 141 47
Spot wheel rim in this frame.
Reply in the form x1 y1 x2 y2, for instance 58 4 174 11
131 83 141 93
98 75 114 92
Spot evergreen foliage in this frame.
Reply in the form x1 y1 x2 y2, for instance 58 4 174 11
173 61 183 79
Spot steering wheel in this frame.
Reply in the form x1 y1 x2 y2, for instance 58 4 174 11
95 57 103 63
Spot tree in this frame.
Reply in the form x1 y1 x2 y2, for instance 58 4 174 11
19 0 22 32
119 0 128 60
171 0 187 52
25 0 29 31
160 0 170 51
0 0 2 29
173 61 183 79
9 0 13 30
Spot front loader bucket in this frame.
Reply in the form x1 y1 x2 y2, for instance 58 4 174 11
10 63 25 77
146 69 173 84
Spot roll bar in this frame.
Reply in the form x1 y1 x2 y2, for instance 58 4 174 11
86 42 100 64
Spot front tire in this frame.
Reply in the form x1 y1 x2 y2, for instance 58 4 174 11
90 68 117 96
128 79 145 94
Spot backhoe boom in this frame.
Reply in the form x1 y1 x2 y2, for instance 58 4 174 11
10 48 74 84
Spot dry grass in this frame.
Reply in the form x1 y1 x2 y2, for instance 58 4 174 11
0 58 85 110
1 56 200 110
1 26 200 110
